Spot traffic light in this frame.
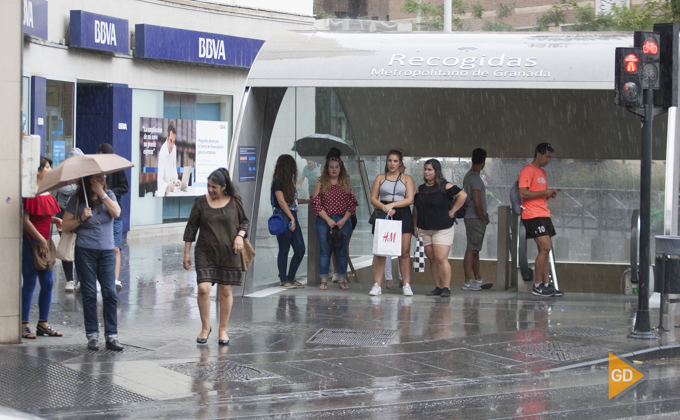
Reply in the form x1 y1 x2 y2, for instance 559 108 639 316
653 23 678 108
634 31 661 90
615 47 643 107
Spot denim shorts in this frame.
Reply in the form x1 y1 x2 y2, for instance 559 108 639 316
113 217 123 249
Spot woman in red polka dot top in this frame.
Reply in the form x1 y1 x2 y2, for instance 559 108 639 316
310 155 358 290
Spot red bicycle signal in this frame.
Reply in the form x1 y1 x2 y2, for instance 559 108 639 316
643 38 659 57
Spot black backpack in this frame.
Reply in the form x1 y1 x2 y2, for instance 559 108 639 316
453 172 474 222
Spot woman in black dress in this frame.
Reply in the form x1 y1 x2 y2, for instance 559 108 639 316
183 168 249 345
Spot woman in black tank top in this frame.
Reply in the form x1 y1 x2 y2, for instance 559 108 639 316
413 159 467 298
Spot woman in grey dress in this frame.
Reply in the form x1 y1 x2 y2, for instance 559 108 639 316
183 168 249 345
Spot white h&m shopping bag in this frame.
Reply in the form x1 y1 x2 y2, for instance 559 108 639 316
372 217 402 257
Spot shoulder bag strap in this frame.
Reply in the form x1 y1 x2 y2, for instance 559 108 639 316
390 173 400 202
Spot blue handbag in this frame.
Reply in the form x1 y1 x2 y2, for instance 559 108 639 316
268 192 288 235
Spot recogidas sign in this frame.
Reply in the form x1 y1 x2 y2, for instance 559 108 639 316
373 53 548 79
246 32 629 90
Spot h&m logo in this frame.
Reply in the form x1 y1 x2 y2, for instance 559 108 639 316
95 20 117 46
23 0 33 28
199 37 226 60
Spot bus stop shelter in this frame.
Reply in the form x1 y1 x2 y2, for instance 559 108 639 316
228 31 680 294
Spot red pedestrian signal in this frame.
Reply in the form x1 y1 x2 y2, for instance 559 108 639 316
615 47 643 107
624 54 639 73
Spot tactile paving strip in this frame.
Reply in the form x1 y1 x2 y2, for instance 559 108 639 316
47 343 153 355
164 361 277 382
554 326 622 337
508 341 609 361
0 349 152 410
307 328 397 347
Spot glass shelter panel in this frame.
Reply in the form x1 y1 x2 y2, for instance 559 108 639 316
360 157 665 264
254 85 665 290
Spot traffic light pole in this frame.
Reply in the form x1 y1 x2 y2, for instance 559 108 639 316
629 88 660 339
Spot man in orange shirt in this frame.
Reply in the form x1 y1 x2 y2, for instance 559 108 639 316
519 143 563 297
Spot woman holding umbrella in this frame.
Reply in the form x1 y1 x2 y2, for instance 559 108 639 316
21 157 63 339
62 173 123 351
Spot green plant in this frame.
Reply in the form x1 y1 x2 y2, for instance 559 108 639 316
401 0 470 31
315 10 336 19
483 3 515 31
535 1 572 30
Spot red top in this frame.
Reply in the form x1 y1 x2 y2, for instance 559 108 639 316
519 163 550 219
23 194 60 241
311 184 358 217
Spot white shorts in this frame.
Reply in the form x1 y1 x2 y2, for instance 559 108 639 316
419 225 455 247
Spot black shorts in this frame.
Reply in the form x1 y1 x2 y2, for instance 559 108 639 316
371 202 414 235
523 217 556 239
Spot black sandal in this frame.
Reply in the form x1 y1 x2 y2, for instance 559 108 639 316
36 322 62 337
21 323 36 339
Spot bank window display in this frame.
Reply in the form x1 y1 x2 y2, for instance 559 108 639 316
130 90 232 226
162 93 232 222
45 80 74 167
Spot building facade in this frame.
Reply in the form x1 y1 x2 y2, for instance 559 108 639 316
22 0 314 232
1 0 314 343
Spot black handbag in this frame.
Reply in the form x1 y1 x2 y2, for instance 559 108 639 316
369 173 401 225
326 226 345 247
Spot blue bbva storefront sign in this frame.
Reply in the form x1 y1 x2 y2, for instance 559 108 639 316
22 0 48 40
70 11 129 54
135 24 264 68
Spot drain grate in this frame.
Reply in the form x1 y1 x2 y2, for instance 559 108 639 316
554 326 622 338
307 328 397 347
587 322 630 330
47 343 153 355
0 349 152 410
508 341 609 361
164 360 277 382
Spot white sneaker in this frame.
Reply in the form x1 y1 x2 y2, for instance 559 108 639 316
402 284 414 296
65 281 75 292
331 273 339 283
368 283 382 296
462 281 481 291
475 278 493 289
115 280 122 293
74 282 81 293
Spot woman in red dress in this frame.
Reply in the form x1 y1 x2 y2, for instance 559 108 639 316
22 157 63 339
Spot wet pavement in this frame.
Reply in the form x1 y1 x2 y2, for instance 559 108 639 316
4 238 680 419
